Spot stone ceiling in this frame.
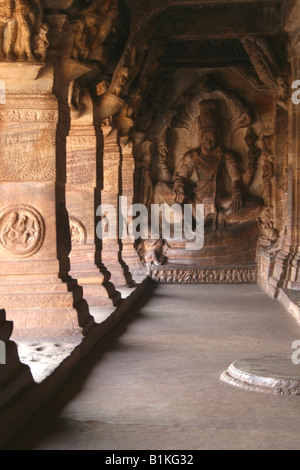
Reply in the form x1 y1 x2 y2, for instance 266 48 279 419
119 0 286 72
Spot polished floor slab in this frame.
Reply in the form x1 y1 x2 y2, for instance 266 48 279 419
7 284 300 450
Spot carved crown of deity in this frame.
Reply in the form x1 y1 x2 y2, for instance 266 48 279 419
198 100 222 134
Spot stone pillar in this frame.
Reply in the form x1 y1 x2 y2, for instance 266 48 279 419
0 64 93 336
66 93 121 306
0 309 33 409
269 44 300 292
120 137 146 283
101 125 132 287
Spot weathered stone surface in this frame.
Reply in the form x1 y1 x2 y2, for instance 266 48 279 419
221 356 300 395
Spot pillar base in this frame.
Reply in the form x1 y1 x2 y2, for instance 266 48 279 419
0 280 94 337
221 356 300 395
75 274 121 307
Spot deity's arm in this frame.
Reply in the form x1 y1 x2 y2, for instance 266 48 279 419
157 145 172 182
224 151 242 187
173 153 194 195
224 150 243 211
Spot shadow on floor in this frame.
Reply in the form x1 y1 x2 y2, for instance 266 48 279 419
6 283 158 450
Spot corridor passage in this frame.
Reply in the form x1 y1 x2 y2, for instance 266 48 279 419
8 284 300 450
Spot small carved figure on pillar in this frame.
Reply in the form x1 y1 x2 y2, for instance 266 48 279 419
157 144 172 183
257 206 279 247
1 211 38 252
137 238 166 267
0 0 17 61
33 22 49 61
14 0 37 61
138 140 153 210
71 20 89 61
0 0 48 62
257 135 279 249
261 135 275 208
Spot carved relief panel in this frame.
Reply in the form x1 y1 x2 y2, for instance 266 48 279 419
0 0 49 62
69 216 86 246
0 204 45 258
133 70 278 274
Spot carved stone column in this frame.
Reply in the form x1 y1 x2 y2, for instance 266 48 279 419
66 94 121 306
0 64 93 336
0 309 33 410
120 137 146 283
101 125 132 287
269 43 300 292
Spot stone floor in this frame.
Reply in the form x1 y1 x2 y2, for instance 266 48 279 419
7 284 300 450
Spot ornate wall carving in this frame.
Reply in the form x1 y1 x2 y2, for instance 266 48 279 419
0 204 45 258
135 78 265 271
0 128 55 182
67 149 95 187
150 267 257 284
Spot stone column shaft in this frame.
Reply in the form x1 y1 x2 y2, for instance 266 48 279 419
269 53 300 291
101 126 131 287
66 113 120 306
0 64 93 336
120 138 146 284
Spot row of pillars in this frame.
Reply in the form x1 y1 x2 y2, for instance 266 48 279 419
0 63 145 338
267 50 300 293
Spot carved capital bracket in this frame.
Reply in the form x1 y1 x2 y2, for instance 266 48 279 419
241 37 289 106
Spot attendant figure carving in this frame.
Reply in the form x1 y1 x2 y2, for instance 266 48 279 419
1 211 38 252
0 0 17 61
0 0 47 61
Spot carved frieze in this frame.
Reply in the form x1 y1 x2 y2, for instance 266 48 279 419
0 205 45 258
150 267 258 284
0 293 73 309
67 129 97 187
0 129 55 182
103 152 120 193
67 149 96 187
0 108 58 123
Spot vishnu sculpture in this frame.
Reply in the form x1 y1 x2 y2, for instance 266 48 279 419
155 100 262 232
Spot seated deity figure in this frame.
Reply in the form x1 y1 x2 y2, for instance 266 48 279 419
155 100 262 231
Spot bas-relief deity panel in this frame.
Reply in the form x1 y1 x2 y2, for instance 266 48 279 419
0 204 45 259
135 72 280 274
